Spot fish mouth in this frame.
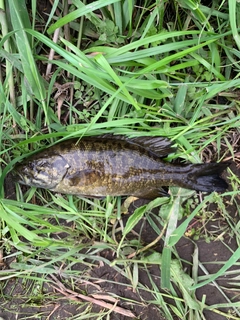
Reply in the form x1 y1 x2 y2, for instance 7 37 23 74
12 169 25 184
12 165 30 186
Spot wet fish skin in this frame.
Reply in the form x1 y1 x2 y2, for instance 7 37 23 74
13 136 229 199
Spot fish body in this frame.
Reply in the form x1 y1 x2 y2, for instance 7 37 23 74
13 136 229 199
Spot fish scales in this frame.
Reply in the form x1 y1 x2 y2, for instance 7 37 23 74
13 136 230 199
62 138 163 196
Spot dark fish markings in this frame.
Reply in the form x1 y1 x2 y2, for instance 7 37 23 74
13 136 229 199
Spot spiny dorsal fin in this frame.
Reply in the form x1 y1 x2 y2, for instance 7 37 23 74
126 136 175 158
93 134 175 158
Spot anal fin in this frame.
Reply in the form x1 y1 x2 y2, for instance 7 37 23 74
133 187 169 199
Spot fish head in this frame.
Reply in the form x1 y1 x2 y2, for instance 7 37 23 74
13 154 70 190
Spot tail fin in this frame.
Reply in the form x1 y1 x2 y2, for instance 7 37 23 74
187 162 230 192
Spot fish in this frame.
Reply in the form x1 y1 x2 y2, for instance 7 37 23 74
13 135 229 199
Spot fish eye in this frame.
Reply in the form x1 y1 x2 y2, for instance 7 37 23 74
27 162 34 170
25 160 54 187
35 160 51 172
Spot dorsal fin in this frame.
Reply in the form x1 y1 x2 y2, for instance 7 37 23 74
86 134 175 158
125 136 175 158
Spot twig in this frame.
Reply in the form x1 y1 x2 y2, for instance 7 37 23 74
49 274 136 318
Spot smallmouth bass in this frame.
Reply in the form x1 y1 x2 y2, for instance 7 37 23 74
13 136 229 199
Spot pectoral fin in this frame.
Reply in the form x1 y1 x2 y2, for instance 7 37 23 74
66 169 101 187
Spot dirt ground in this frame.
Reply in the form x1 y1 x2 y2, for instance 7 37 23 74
0 204 239 320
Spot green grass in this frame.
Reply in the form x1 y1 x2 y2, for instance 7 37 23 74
0 0 240 319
